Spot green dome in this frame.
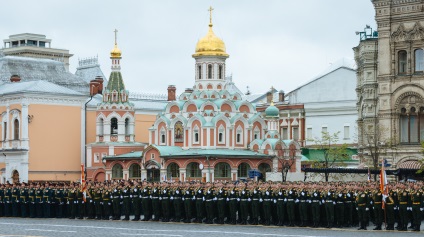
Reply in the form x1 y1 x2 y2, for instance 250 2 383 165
265 102 279 117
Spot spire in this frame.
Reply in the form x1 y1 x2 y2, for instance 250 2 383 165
208 6 214 27
110 29 122 58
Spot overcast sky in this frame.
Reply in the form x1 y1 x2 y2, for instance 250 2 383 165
1 0 376 95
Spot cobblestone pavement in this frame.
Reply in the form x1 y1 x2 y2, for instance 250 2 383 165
0 218 421 237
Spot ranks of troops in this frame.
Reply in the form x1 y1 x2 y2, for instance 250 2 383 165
0 180 422 231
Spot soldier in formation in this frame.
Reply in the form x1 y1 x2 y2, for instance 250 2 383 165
0 180 422 232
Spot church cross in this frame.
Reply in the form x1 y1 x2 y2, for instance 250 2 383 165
208 6 214 25
114 29 118 45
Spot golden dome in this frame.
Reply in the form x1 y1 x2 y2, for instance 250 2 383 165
110 43 122 58
193 24 228 57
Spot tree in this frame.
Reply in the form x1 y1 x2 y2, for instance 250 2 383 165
275 143 297 182
358 124 396 180
310 131 349 182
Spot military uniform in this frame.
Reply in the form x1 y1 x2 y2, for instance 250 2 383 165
182 185 194 223
371 190 383 230
194 186 205 223
151 185 161 221
55 186 64 218
141 186 152 221
335 190 346 228
356 189 369 230
311 189 321 227
121 185 131 220
262 187 273 225
204 186 216 224
239 186 250 225
131 184 141 221
11 185 20 217
251 187 262 225
411 189 422 231
101 188 111 220
161 185 171 222
286 188 296 226
398 189 410 231
172 185 183 222
111 186 122 220
67 186 76 219
19 185 28 217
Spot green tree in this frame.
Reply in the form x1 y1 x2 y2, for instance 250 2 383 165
310 131 349 182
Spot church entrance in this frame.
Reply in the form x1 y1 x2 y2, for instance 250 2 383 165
12 170 19 184
147 168 160 182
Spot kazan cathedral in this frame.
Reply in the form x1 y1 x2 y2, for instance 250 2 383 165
102 11 302 182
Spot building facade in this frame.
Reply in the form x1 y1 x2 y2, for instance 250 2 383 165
356 0 424 172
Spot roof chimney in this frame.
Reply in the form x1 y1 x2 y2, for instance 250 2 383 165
279 90 285 102
185 88 194 94
94 76 104 95
10 75 21 83
167 85 176 101
90 76 104 96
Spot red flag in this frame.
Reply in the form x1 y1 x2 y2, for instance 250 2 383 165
380 160 388 209
81 164 87 202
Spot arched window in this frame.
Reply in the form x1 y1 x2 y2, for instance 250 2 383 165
160 128 166 145
214 162 230 178
218 125 225 144
198 65 202 79
3 122 7 141
258 163 271 180
237 163 251 178
129 164 141 178
112 164 123 179
208 64 212 79
125 118 130 136
111 118 118 134
167 163 180 178
193 125 199 144
400 107 421 144
236 126 243 144
218 65 223 79
174 121 184 142
187 162 201 178
254 127 260 140
13 119 19 140
99 118 104 136
415 49 424 72
398 50 407 74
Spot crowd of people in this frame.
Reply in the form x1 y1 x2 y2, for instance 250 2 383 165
0 180 422 231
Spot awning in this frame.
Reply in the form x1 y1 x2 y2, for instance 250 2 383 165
397 160 422 170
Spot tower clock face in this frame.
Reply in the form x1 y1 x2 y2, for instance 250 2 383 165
199 164 204 170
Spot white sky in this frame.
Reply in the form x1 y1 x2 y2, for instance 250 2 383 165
0 0 376 95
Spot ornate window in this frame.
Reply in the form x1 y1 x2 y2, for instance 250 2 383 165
193 125 200 144
398 50 407 74
125 118 130 136
174 121 184 142
282 127 288 140
214 162 230 178
167 163 180 178
218 125 225 144
13 119 19 140
160 128 166 145
129 164 141 178
399 95 424 144
198 65 202 79
218 65 223 79
187 162 201 178
208 64 212 79
111 117 118 134
254 127 260 140
236 126 243 144
112 164 123 179
99 118 104 136
237 163 251 178
415 49 424 72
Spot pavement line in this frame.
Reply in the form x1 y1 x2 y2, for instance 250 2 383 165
1 223 325 237
121 234 183 237
26 229 76 233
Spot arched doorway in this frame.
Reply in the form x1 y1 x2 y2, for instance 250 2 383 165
258 163 271 181
12 170 19 184
94 171 105 182
145 160 160 182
